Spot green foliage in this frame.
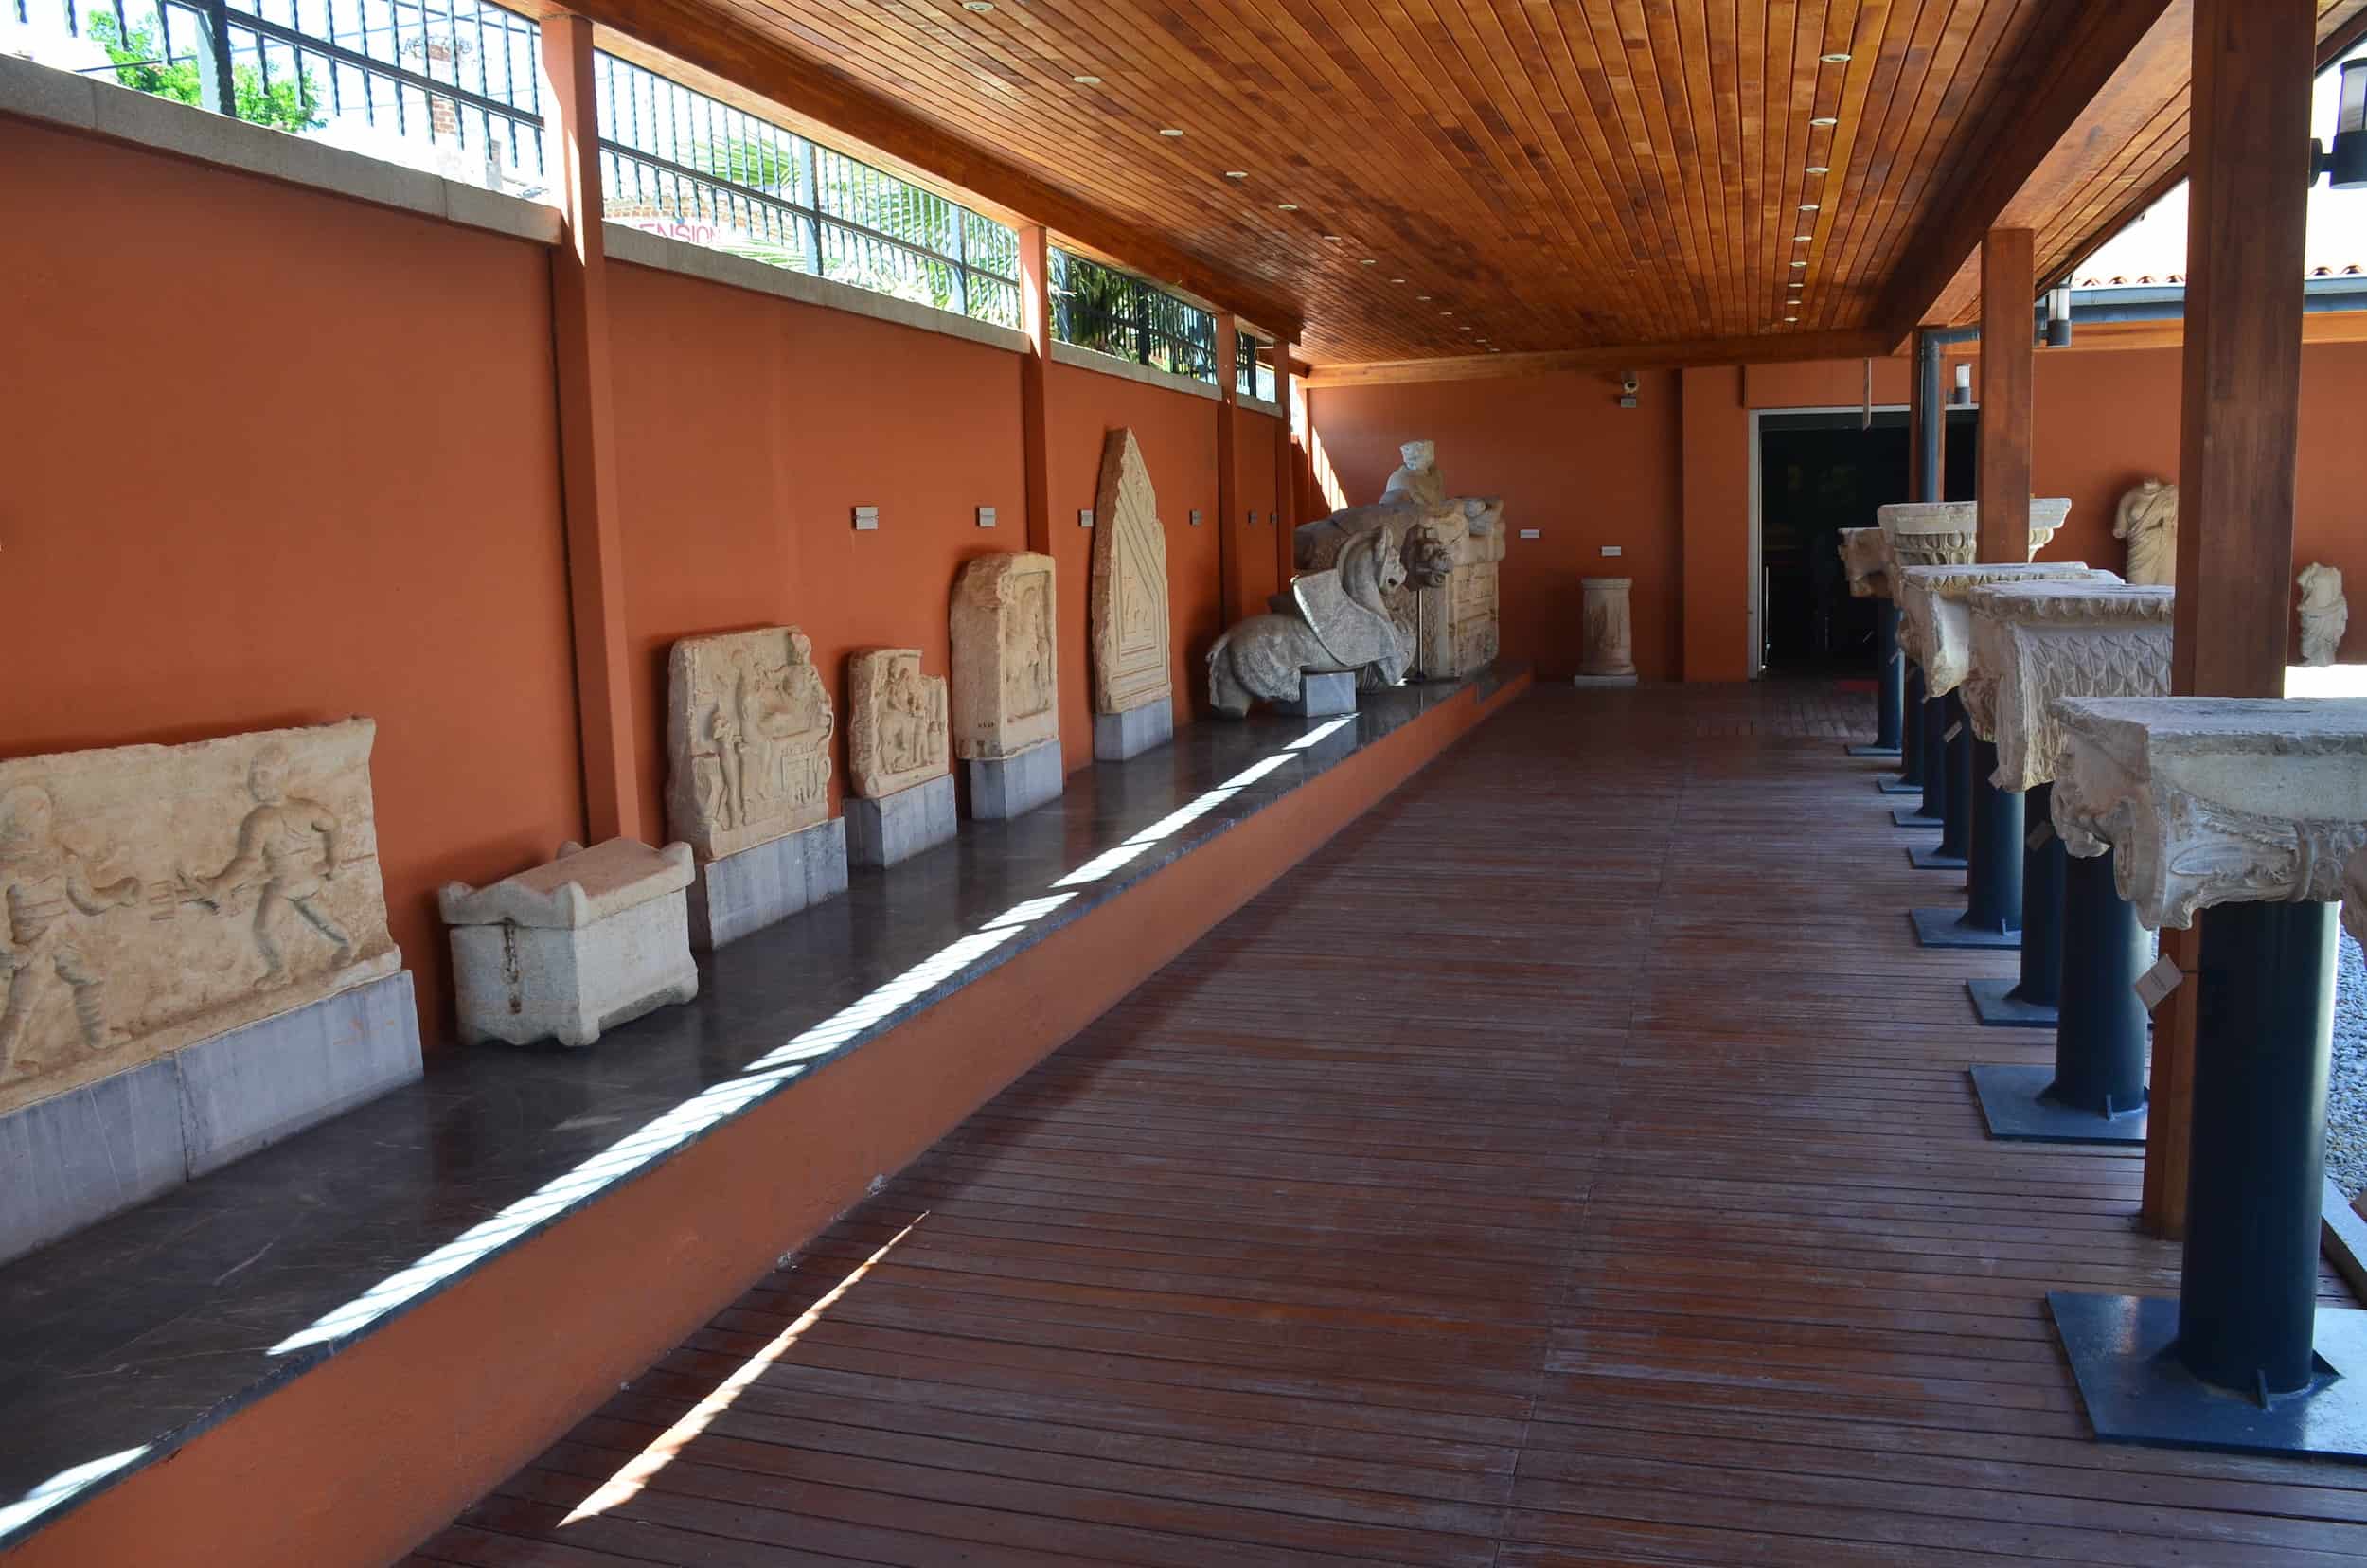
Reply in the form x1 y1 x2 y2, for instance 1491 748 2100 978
87 9 324 133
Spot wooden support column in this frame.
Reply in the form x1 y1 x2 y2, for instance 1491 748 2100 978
1277 342 1303 587
1215 314 1245 624
1019 224 1053 556
540 11 640 842
2145 0 2317 1240
1976 230 2034 563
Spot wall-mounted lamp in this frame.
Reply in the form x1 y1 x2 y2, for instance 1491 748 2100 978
2313 58 2367 187
2044 283 2073 347
1949 363 1972 406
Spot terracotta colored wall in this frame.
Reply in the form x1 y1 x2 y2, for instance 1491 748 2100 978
1043 362 1222 764
1306 371 1687 681
0 121 584 1045
1234 408 1284 614
605 262 1027 843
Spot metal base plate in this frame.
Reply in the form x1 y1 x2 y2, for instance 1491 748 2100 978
1911 905 2020 949
1878 776 1922 795
1846 743 1903 757
2051 1292 2367 1460
1970 1063 2146 1144
1907 845 1967 870
1894 806 1943 829
1967 977 2057 1029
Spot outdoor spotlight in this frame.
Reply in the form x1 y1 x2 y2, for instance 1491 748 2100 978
2044 283 2073 347
1950 362 1972 406
2314 58 2367 188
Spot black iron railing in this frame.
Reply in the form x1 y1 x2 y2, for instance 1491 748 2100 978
1051 249 1217 383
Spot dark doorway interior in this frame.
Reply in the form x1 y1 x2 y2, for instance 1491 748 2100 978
1758 407 1977 674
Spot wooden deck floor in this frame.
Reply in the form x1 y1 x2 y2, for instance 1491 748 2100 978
411 682 2367 1568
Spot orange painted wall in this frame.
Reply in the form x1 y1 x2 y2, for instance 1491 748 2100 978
1043 361 1222 759
605 262 1027 844
1234 408 1284 614
0 121 585 1045
1305 370 1687 681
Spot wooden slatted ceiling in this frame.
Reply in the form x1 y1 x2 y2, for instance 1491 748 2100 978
1924 0 2367 328
569 0 2136 365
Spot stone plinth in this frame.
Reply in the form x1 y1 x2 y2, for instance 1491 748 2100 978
687 818 847 951
846 774 957 867
1878 497 2072 570
1094 702 1175 762
1578 577 1636 680
2049 698 2367 929
1277 671 1360 717
967 737 1063 820
441 838 700 1047
1962 583 2174 789
952 552 1059 760
1894 562 2110 699
1839 526 1895 599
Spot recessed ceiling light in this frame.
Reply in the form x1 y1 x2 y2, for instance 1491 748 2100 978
1785 313 1800 321
1821 51 1850 63
1440 309 1453 315
1390 277 1406 283
962 1 992 10
1158 127 1184 137
1323 234 1343 241
1799 203 1820 211
1810 116 1838 127
1359 258 1377 265
1072 74 1101 84
1415 294 1431 300
1790 260 1807 268
1794 233 1812 242
1224 170 1248 179
1487 347 1501 353
1276 202 1298 210
1806 165 1830 175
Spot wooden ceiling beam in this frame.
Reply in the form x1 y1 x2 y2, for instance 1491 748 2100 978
559 0 1305 340
1303 329 1904 389
1876 0 2176 335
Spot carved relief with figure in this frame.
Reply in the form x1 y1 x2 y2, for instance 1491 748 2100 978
848 648 952 798
952 552 1060 760
0 721 397 1118
666 627 836 862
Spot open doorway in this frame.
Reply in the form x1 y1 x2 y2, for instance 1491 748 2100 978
1753 407 1977 675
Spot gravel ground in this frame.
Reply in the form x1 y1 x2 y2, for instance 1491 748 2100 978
2331 933 2367 1201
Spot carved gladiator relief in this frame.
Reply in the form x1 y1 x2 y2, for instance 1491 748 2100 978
2113 480 2178 588
666 627 835 863
1878 498 2072 570
1087 429 1173 716
2299 563 2348 668
952 552 1059 760
1893 562 2110 700
0 721 397 1117
2049 696 2367 930
1838 526 1893 599
1962 583 2174 793
848 649 950 798
1290 439 1504 681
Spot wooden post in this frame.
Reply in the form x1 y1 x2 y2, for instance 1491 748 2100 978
1215 314 1244 624
1277 342 1303 587
1976 229 2034 563
2144 0 2316 1241
1019 224 1053 556
539 11 640 843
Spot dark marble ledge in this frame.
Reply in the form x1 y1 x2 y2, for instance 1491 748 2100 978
0 667 1526 1548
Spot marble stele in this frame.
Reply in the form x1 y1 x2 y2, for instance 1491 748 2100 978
2050 697 2367 930
1208 523 1411 715
952 552 1059 760
440 838 699 1048
1959 583 2174 792
1878 497 2073 569
1290 439 1505 681
2300 563 2348 668
1838 526 1895 599
847 648 950 798
1894 562 2109 701
2113 479 2179 588
0 720 399 1118
1088 428 1173 717
666 626 835 863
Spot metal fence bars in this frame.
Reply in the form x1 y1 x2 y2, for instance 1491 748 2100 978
1051 250 1218 383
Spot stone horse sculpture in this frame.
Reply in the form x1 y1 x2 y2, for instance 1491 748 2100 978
1207 524 1410 716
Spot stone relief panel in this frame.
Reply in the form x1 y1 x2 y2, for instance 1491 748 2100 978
847 648 951 798
2050 696 2367 930
1088 429 1173 717
0 720 397 1117
666 627 835 863
952 552 1059 760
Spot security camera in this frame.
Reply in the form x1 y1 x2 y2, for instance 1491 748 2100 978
1620 371 1640 396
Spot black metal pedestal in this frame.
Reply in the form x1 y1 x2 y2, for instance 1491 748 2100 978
1904 693 1965 860
1971 846 2149 1143
1968 784 2062 1025
1880 667 1927 795
1914 733 2020 946
1849 604 1906 757
2054 900 2366 1459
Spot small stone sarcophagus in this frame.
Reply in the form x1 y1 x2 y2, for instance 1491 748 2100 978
440 838 698 1048
952 552 1059 760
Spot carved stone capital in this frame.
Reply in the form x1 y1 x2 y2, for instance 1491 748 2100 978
1962 584 2173 791
1894 562 2108 698
1877 498 2072 570
1838 526 1893 599
2048 697 2367 930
